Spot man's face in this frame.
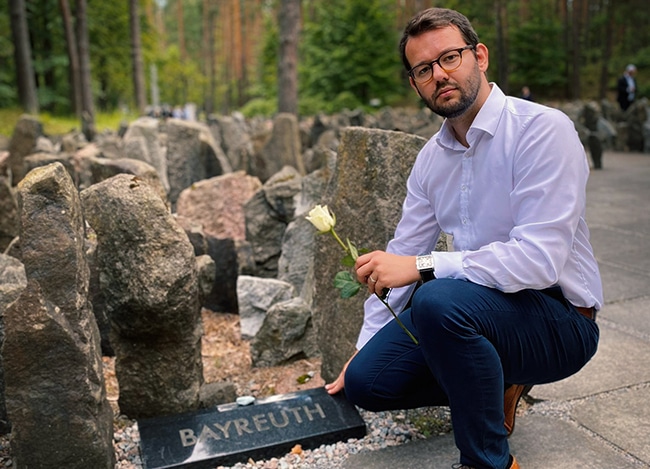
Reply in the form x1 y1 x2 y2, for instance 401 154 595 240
405 26 488 119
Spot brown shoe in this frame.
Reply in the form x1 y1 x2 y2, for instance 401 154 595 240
504 384 533 436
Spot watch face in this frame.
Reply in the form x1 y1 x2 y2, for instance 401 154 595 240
417 255 434 270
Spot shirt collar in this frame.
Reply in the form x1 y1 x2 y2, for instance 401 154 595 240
436 83 505 150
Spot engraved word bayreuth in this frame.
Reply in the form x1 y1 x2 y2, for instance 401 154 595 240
179 403 327 447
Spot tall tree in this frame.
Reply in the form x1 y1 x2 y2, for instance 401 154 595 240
558 0 570 98
494 0 509 94
201 0 215 114
9 0 39 113
177 0 187 61
232 0 244 106
59 0 81 116
569 0 584 99
278 0 300 114
598 0 615 100
220 0 233 111
130 0 147 114
301 0 401 112
76 0 95 140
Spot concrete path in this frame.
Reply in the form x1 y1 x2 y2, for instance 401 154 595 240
343 151 650 469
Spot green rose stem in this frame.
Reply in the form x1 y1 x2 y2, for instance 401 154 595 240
329 228 349 254
330 227 419 346
375 292 419 345
306 205 419 346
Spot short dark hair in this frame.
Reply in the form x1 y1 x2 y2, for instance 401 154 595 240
399 8 480 72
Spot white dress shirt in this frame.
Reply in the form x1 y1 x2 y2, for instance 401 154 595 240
357 84 603 350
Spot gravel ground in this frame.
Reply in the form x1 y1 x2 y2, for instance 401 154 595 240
113 406 453 469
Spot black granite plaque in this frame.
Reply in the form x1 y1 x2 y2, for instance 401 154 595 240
138 387 367 469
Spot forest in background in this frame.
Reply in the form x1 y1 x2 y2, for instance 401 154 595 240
2 0 649 132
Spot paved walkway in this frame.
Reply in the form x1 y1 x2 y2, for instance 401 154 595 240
343 151 650 469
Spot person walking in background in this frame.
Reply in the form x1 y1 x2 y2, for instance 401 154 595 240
520 85 533 101
325 7 602 469
617 64 637 111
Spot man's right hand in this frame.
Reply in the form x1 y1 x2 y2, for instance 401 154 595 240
324 350 358 395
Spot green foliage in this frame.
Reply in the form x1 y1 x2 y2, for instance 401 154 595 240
246 7 280 105
0 108 24 137
28 0 71 113
155 45 206 106
0 1 16 108
297 94 330 116
239 97 277 118
0 108 138 138
509 19 567 99
89 1 133 110
408 407 452 437
1 0 649 117
300 0 403 112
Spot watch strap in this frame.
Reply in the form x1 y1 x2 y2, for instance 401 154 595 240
416 254 436 283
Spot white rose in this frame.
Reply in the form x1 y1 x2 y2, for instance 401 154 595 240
306 204 335 233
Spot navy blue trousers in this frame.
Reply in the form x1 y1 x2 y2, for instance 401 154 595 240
345 279 599 469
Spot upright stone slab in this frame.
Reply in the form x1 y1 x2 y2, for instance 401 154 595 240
7 115 42 185
0 254 26 435
208 114 254 173
250 297 319 367
0 173 18 252
81 173 204 419
138 387 366 469
255 113 305 182
123 116 170 192
4 162 114 468
175 171 262 241
88 157 168 205
165 119 232 207
312 128 427 382
244 166 302 277
176 215 239 314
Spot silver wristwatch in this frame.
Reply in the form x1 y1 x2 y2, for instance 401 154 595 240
416 254 436 282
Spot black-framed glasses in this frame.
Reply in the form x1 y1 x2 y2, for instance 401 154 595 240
408 45 475 84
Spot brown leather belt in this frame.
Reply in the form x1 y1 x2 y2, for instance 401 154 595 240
576 306 597 320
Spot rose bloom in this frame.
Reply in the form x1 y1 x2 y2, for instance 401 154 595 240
306 205 335 233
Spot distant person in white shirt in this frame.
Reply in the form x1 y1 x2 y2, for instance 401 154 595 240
617 64 637 111
325 8 602 469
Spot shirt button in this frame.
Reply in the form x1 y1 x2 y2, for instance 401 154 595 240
461 184 467 192
462 217 468 225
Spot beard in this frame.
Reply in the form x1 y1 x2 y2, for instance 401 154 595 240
420 64 482 119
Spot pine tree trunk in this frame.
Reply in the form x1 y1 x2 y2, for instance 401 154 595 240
130 0 147 114
9 0 39 114
76 0 95 141
599 0 615 100
495 0 509 95
59 0 81 117
278 0 300 115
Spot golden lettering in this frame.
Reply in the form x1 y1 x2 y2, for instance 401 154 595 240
179 429 196 447
234 418 253 436
268 410 290 428
252 414 270 432
303 403 326 421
